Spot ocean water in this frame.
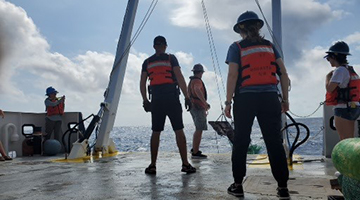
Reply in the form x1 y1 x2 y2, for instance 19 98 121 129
109 117 324 155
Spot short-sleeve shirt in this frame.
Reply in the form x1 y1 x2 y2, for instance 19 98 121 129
141 53 180 73
330 66 350 89
330 66 352 108
225 39 281 93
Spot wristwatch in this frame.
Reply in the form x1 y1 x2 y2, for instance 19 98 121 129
225 101 232 106
282 99 289 103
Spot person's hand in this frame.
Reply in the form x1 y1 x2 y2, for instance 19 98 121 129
326 70 334 81
143 100 151 112
0 109 4 118
185 98 192 111
281 101 289 113
224 105 232 118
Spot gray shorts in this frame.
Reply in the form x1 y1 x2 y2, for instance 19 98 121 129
190 107 208 131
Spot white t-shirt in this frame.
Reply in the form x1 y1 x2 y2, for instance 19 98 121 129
330 66 350 88
329 65 359 108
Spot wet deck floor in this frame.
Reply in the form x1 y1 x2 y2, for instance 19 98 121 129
0 152 342 200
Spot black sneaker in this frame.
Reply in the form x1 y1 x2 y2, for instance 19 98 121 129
277 187 290 199
181 164 196 174
227 183 244 197
191 150 207 159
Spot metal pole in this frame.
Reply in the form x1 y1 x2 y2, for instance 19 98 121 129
95 0 139 153
272 0 290 158
272 0 282 57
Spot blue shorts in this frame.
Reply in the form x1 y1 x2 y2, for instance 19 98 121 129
334 107 360 121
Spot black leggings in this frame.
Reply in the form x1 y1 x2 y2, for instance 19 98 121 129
232 92 289 187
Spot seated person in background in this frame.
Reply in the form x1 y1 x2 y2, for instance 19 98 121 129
0 109 12 161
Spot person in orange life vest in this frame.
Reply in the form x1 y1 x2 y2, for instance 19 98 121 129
325 41 360 140
0 109 12 161
224 11 290 199
44 86 65 141
188 64 210 159
140 35 195 174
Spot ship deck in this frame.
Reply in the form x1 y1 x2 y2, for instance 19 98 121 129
0 152 342 200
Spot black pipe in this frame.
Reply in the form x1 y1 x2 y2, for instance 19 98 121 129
61 114 94 154
282 112 310 165
78 115 100 143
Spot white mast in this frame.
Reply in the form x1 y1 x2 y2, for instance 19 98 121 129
68 0 139 159
94 0 139 154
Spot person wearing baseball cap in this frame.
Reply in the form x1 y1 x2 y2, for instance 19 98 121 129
153 35 167 46
140 35 196 174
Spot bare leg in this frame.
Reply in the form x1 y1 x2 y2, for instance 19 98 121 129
150 131 161 166
334 116 355 140
175 129 189 165
192 130 203 153
0 141 8 157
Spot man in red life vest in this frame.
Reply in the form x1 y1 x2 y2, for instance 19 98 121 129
188 64 210 159
44 86 65 141
140 36 196 174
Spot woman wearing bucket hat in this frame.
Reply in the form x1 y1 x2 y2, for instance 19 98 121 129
225 11 290 199
325 41 360 140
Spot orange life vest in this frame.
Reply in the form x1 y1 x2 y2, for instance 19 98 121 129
236 40 279 88
325 66 360 106
46 98 64 116
188 76 207 109
147 54 175 86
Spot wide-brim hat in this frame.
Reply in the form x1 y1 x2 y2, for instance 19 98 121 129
192 64 204 72
233 11 264 34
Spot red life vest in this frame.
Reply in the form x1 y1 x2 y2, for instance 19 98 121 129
325 66 360 105
188 76 207 109
147 54 175 86
236 40 279 88
46 99 64 116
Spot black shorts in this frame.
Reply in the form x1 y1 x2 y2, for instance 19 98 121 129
151 94 184 131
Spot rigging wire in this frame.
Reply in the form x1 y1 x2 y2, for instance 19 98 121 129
106 0 158 95
201 0 226 111
254 0 284 58
201 0 236 150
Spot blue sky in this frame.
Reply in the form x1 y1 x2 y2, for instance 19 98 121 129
0 0 360 126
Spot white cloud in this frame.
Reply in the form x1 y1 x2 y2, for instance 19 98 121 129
174 51 194 68
345 32 360 43
286 46 329 117
0 0 144 125
1 0 359 127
